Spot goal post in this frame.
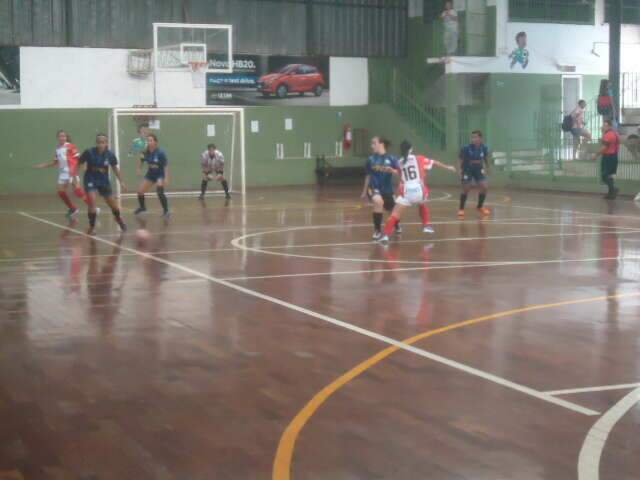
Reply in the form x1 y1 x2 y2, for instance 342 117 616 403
111 107 246 197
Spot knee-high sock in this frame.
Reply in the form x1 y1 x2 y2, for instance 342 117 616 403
221 179 229 195
478 192 487 208
373 212 383 232
157 186 169 213
419 204 430 225
88 211 97 228
383 215 400 236
459 193 468 210
58 191 76 209
73 186 88 203
200 179 208 196
137 193 146 209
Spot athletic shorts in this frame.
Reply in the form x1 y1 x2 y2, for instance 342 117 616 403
368 188 395 212
396 183 428 207
84 179 113 197
58 171 79 185
205 170 224 178
461 168 487 185
601 154 618 181
571 127 588 138
145 171 165 183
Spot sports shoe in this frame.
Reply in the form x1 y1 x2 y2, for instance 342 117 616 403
423 225 435 234
117 220 127 232
377 234 389 244
457 209 465 219
162 211 171 219
95 207 101 216
134 207 147 215
67 207 80 218
477 207 491 217
395 224 403 235
604 188 619 200
225 193 231 200
198 194 205 200
372 231 382 241
86 227 96 236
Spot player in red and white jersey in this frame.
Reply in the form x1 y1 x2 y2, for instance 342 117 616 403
35 130 91 217
378 140 456 243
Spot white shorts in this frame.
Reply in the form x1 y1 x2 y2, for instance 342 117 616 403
57 171 79 185
396 183 428 207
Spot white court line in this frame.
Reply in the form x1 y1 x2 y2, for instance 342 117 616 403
19 211 599 417
577 387 640 480
220 254 640 281
546 383 640 396
231 221 640 266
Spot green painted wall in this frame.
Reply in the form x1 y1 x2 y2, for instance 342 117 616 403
0 106 370 194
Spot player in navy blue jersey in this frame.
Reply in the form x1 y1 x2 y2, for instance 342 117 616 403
78 134 127 235
458 130 491 218
134 134 170 217
361 136 400 240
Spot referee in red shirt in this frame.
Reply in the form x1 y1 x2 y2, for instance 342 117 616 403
593 120 620 200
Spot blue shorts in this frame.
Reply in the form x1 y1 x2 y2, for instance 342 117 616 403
84 178 113 197
367 188 395 211
462 168 487 185
145 170 165 183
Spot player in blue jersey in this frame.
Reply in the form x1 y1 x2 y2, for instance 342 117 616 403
458 130 491 218
78 133 127 235
361 136 400 240
134 134 170 218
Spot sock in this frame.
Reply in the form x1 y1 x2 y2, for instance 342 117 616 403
111 208 122 222
88 211 97 228
157 187 169 213
373 212 383 232
221 180 229 195
383 215 400 236
459 193 467 210
419 205 431 225
200 179 208 196
137 193 146 210
605 177 615 194
73 186 88 203
478 192 487 208
58 191 76 209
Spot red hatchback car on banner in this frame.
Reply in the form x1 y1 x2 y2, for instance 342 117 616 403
257 64 325 98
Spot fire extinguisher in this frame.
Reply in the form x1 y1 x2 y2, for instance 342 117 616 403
343 124 353 151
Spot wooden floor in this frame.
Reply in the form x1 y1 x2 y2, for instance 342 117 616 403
1 186 640 480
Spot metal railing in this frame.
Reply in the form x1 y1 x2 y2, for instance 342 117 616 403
508 0 595 24
499 106 640 184
427 12 496 58
370 67 446 150
622 72 640 109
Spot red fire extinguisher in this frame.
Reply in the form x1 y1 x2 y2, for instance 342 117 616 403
343 124 353 151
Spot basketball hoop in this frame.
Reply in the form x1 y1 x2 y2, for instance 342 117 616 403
189 61 208 88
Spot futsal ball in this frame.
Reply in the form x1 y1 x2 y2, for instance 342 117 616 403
635 192 640 203
131 137 147 153
135 228 151 245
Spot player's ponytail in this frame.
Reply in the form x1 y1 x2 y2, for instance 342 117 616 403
400 139 412 164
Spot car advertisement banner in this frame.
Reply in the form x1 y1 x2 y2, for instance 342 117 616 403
206 54 329 106
0 47 20 105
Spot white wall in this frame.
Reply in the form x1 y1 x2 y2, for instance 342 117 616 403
446 0 640 75
21 47 154 107
329 57 368 106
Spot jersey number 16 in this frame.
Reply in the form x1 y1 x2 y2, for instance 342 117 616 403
403 165 418 180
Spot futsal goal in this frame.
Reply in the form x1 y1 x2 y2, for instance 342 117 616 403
110 107 246 197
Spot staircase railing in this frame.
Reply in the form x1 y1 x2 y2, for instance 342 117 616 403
371 67 446 150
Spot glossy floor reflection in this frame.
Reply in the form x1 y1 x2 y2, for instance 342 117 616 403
1 186 639 480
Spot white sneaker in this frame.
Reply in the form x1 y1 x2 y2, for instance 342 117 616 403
95 207 101 216
372 231 382 240
423 225 435 234
377 234 389 244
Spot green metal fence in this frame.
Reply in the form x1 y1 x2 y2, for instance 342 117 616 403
605 0 640 25
622 72 640 109
508 0 595 24
496 106 640 190
370 67 447 150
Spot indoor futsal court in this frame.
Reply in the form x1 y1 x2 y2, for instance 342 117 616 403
2 1 640 480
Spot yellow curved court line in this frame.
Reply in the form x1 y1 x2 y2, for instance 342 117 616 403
272 291 640 480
